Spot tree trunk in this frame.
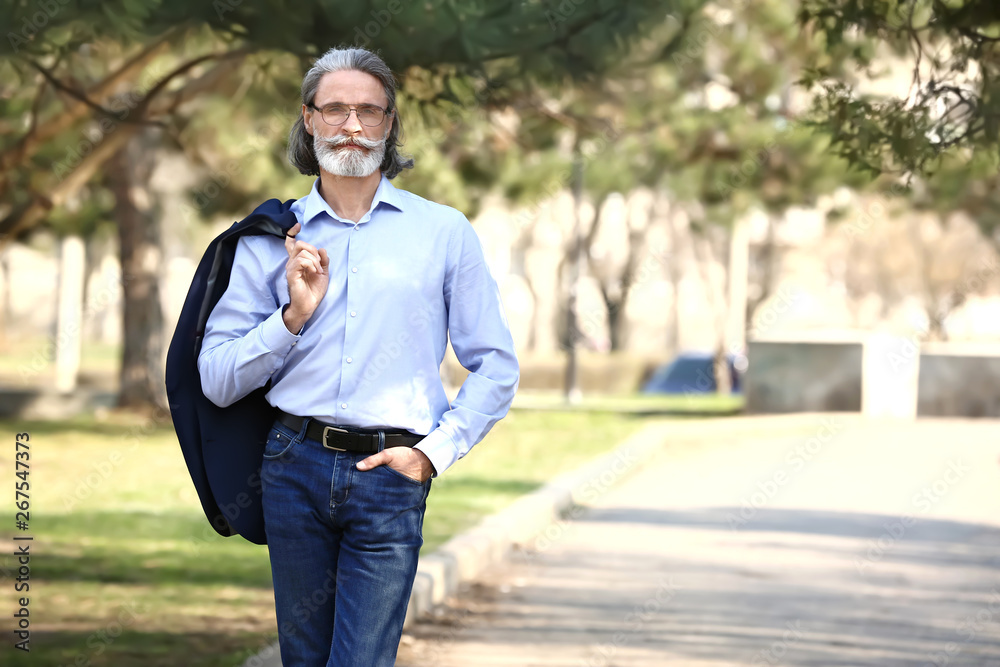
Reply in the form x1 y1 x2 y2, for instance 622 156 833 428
523 276 538 351
925 308 950 342
606 228 647 353
597 288 626 352
665 202 683 355
107 137 165 412
564 149 584 403
726 217 749 356
593 199 649 354
692 222 732 394
713 343 732 395
55 235 86 393
606 300 624 351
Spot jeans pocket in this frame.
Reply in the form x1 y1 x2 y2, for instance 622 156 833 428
376 463 428 487
262 423 302 460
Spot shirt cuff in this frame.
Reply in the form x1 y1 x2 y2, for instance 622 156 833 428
260 306 301 352
414 429 460 477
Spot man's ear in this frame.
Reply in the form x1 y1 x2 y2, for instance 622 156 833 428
302 104 314 136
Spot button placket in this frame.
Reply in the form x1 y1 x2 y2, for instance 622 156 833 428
341 220 362 404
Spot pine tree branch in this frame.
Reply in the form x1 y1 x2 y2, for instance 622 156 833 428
0 32 175 174
24 58 167 126
0 53 251 246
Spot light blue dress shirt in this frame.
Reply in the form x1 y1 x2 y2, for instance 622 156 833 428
198 176 519 475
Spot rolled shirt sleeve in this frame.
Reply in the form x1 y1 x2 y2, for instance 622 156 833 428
414 220 520 475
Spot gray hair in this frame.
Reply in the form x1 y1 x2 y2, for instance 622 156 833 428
287 47 414 179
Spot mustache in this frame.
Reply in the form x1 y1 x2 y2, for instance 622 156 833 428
315 134 385 150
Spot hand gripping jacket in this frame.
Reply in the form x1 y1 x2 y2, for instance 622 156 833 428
165 198 298 545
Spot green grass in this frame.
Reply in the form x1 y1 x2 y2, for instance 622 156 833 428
0 409 650 666
512 390 746 415
0 337 120 386
3 413 277 667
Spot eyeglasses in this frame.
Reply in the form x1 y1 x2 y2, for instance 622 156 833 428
307 103 391 127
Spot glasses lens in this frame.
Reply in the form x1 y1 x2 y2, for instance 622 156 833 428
357 106 384 126
322 105 350 124
318 105 385 126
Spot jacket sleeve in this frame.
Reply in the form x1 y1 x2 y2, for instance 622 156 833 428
197 235 300 407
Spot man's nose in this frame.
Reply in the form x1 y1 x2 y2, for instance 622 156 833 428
342 109 364 134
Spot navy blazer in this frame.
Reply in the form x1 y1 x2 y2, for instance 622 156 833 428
165 198 298 545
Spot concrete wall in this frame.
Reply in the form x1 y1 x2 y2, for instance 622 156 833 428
917 351 1000 418
749 340 1000 418
746 341 863 413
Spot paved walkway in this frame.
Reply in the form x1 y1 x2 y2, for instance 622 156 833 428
397 416 1000 667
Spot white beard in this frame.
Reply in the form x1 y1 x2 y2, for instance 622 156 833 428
314 132 387 177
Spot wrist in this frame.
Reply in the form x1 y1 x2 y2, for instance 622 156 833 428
281 304 308 335
413 446 437 479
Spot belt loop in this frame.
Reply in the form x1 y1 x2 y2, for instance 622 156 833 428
377 431 385 453
298 416 312 442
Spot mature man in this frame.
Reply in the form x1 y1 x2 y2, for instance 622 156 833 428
197 47 519 666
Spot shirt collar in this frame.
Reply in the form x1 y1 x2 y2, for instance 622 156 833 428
300 174 405 227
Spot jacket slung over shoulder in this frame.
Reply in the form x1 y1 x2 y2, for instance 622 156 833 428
165 199 298 545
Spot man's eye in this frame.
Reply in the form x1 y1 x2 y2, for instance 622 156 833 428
358 107 380 118
326 105 349 115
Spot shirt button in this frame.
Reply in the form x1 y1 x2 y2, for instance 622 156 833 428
341 403 347 409
346 357 353 363
350 311 357 317
351 267 358 273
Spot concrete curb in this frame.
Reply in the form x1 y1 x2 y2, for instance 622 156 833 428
242 420 671 667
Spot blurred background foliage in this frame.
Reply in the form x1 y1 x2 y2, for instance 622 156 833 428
1 0 999 406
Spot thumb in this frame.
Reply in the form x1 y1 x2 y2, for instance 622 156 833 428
284 222 301 257
357 451 389 471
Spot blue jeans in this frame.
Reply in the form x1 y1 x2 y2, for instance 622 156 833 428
260 418 431 666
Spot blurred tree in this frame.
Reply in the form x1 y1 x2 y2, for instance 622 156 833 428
893 152 1000 336
797 0 1000 331
829 197 996 340
0 28 249 410
607 0 870 392
678 0 871 340
907 150 1000 254
797 0 1000 177
503 0 866 365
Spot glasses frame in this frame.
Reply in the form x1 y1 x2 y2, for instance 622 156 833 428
307 102 392 128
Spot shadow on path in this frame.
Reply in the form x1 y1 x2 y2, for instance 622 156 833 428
404 505 1000 666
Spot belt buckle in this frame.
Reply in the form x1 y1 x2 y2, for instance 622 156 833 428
322 425 349 452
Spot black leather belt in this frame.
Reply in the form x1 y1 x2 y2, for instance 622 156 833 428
277 411 423 454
